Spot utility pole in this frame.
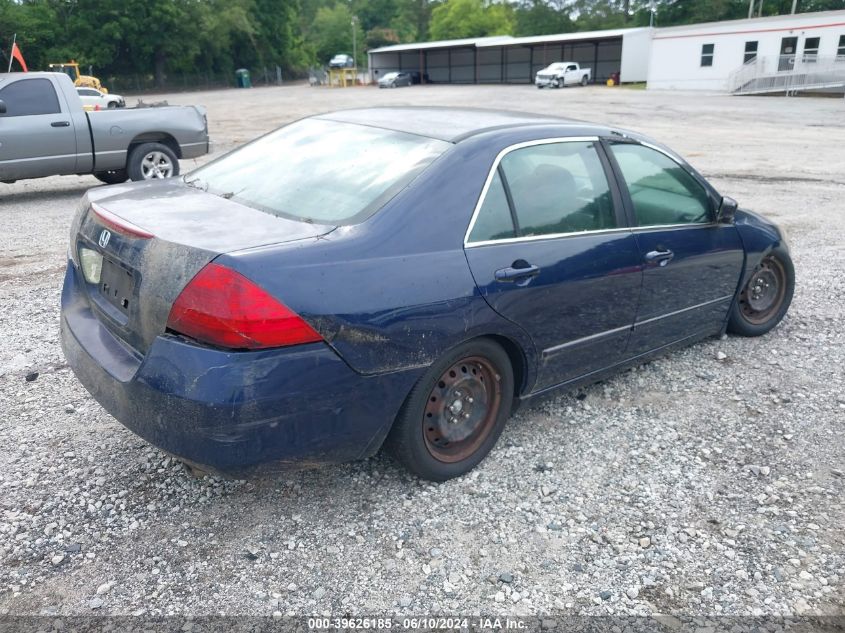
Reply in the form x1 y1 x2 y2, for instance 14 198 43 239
748 0 764 18
351 16 358 68
791 0 798 14
7 33 16 73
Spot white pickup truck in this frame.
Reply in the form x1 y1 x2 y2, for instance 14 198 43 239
535 62 592 89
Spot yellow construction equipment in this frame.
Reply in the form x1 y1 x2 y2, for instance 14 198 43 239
48 61 108 93
327 67 358 88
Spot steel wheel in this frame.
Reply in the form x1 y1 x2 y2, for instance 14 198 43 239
738 255 787 325
422 356 502 463
385 339 514 481
141 151 175 179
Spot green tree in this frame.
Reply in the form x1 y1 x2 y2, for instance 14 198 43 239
515 0 575 36
429 0 515 40
307 3 366 65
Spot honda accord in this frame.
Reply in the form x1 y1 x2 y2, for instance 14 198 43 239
61 107 794 481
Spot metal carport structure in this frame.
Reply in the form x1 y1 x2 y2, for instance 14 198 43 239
368 28 653 85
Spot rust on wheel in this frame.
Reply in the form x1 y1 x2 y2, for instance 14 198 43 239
422 356 502 463
739 255 787 325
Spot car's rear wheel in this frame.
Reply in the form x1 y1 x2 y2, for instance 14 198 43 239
127 142 179 181
386 339 514 481
94 169 129 185
580 75 589 86
727 246 794 336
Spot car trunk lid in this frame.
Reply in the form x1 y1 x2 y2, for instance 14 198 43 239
73 181 334 355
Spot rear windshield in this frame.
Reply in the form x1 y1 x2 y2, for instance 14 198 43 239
188 118 450 224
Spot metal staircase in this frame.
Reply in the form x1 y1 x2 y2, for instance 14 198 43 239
728 54 845 95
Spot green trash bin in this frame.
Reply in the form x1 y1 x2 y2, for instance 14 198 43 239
235 68 252 88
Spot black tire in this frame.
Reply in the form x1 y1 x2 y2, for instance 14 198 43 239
107 101 118 109
727 246 794 336
580 75 589 86
552 78 561 89
385 338 514 481
94 169 129 185
127 142 180 181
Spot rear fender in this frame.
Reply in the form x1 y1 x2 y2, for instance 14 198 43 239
216 243 540 392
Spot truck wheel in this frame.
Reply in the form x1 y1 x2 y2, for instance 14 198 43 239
385 338 514 481
552 78 561 89
581 75 589 86
127 142 179 181
94 169 129 185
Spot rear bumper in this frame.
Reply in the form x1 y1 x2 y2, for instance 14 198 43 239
60 262 420 475
180 140 211 160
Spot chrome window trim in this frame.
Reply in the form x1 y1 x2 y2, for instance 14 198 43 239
468 226 631 248
463 136 601 248
632 222 719 232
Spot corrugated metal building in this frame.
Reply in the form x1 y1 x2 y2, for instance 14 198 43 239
368 28 654 85
368 10 845 93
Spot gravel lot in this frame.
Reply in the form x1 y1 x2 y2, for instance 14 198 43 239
1 84 843 622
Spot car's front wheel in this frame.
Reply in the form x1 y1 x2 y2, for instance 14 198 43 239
386 339 514 481
552 78 562 89
727 246 794 336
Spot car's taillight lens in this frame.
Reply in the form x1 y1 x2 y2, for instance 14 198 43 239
166 263 323 350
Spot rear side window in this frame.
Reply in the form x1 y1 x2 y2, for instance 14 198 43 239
189 118 450 225
468 171 516 243
609 143 712 226
467 140 616 242
0 79 62 117
502 141 616 237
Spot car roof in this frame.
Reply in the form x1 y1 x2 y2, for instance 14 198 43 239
315 107 606 143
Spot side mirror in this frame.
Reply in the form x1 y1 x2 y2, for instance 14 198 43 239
0 100 6 115
718 196 738 224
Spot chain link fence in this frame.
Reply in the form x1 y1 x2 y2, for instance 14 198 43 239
105 66 310 94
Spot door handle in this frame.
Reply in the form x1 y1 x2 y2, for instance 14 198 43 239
495 263 540 282
51 121 71 127
644 249 674 267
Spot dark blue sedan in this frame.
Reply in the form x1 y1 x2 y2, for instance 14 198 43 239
61 108 794 481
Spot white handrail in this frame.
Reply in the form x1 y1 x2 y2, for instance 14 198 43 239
728 54 845 95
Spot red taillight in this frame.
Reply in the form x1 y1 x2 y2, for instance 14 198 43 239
91 203 154 239
166 263 323 350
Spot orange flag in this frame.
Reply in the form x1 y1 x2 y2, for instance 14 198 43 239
11 42 28 72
